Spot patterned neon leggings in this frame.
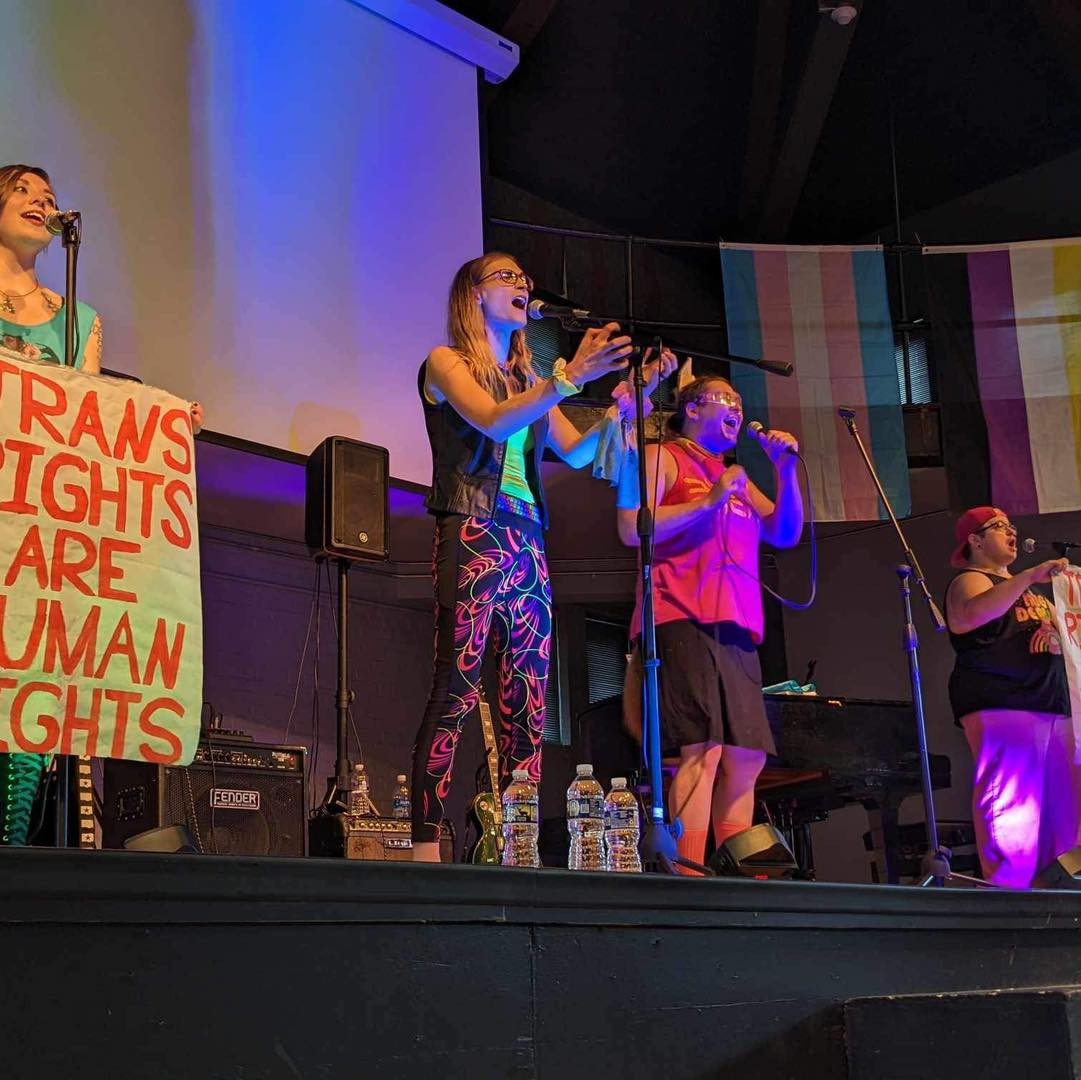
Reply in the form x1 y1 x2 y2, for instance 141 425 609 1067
411 511 551 843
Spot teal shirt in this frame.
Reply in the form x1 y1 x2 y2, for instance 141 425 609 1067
0 301 98 369
500 426 536 503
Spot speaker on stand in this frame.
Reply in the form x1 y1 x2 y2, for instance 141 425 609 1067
304 437 390 855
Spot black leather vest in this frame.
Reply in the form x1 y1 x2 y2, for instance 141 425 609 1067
417 362 550 528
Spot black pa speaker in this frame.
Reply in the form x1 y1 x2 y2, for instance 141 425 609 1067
102 738 308 857
305 436 389 561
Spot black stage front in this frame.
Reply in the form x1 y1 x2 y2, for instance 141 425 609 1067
4 849 1081 1079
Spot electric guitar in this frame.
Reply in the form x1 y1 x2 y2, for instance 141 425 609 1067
466 692 503 864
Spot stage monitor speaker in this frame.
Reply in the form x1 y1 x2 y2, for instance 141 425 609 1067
305 436 389 561
710 823 798 879
102 737 308 857
1034 845 1081 889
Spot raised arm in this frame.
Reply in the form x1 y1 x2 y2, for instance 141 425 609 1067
946 560 1068 635
425 324 633 442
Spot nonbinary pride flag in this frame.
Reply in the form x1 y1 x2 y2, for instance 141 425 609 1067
721 243 910 522
925 238 1081 515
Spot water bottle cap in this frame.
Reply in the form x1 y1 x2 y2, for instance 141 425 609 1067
396 774 407 783
511 768 530 781
611 777 627 789
575 764 594 776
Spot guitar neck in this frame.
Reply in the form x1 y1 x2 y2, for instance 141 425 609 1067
477 699 502 826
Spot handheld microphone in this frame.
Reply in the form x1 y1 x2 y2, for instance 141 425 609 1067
527 298 594 322
44 210 81 236
746 420 797 454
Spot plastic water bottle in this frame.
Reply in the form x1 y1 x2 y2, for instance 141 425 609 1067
348 762 371 820
392 774 411 820
501 768 540 868
566 764 605 870
604 777 642 873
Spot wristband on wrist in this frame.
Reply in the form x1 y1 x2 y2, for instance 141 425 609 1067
550 357 581 397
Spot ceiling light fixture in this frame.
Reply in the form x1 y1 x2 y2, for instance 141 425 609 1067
818 2 859 25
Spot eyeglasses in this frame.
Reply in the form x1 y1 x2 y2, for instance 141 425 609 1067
476 268 534 292
977 521 1017 537
696 393 742 412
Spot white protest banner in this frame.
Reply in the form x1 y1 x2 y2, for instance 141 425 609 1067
1053 565 1081 758
0 353 201 763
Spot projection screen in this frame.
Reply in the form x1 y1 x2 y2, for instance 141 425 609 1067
1 0 502 484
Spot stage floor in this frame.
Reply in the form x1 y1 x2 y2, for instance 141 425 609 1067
4 848 1081 1079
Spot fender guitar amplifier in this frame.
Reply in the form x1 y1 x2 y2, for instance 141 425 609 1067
102 736 307 857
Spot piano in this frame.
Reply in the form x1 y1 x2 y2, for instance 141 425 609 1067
577 693 951 884
760 694 951 884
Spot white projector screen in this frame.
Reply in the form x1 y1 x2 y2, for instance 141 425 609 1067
0 0 487 484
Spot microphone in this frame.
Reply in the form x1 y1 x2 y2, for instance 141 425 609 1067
746 420 797 454
1023 537 1081 557
45 210 81 236
527 298 594 322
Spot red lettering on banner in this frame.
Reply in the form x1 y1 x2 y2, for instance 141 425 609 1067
88 460 128 532
60 684 101 756
0 677 15 751
4 526 48 588
43 600 101 676
94 612 139 682
112 400 160 464
67 391 111 457
160 408 192 474
41 452 89 523
0 439 46 514
11 681 61 753
1066 611 1081 650
19 369 67 442
162 479 193 549
144 620 186 690
50 529 96 596
1066 570 1081 609
0 595 47 668
138 698 184 763
128 469 165 538
98 537 140 603
105 689 141 758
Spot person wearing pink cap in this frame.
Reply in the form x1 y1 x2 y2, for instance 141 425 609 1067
945 505 1078 887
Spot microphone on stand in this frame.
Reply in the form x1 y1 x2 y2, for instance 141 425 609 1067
44 210 81 236
1023 537 1081 558
746 420 798 454
526 298 597 322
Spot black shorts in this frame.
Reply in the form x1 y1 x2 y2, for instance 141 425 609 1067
655 619 774 756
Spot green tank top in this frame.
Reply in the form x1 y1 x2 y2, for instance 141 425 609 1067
500 426 536 503
0 301 98 370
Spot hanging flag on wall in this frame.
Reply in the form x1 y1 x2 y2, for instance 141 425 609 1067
720 243 910 522
924 238 1081 515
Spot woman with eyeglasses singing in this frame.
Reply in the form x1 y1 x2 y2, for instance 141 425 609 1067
945 505 1078 887
411 252 674 862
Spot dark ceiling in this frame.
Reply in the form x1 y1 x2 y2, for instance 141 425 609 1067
445 0 1081 243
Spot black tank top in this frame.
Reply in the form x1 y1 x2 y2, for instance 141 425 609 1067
946 570 1069 722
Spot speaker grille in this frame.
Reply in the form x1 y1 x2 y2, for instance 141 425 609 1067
305 436 389 561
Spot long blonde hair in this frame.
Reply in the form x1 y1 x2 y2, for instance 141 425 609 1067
447 253 536 398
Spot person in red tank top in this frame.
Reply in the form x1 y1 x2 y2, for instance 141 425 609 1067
617 376 803 871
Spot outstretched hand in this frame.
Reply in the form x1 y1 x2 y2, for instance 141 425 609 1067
564 322 634 387
610 346 679 420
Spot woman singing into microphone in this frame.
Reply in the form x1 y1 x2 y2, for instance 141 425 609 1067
411 251 673 862
0 163 203 428
0 165 102 372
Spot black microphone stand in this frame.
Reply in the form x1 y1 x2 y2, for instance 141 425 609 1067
838 407 987 887
52 213 83 847
625 341 712 876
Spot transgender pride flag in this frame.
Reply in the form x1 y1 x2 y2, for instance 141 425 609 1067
720 243 910 522
925 239 1081 515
